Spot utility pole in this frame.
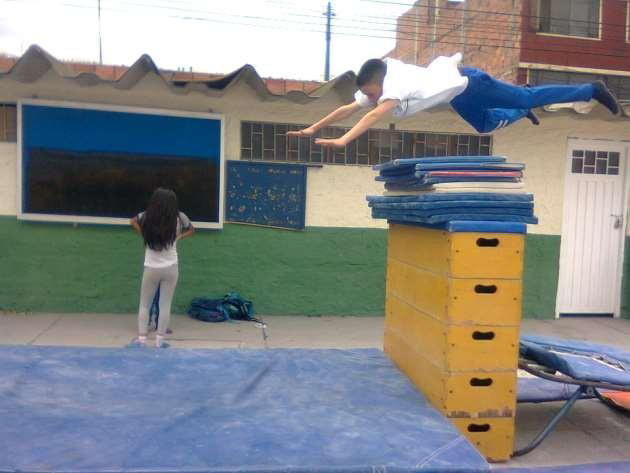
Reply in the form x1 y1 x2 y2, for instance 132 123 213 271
98 0 103 64
323 1 335 81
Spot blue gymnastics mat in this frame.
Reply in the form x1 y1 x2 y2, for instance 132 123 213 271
517 375 593 403
0 346 489 473
367 193 534 203
388 220 528 234
373 156 507 171
520 336 630 386
372 210 538 224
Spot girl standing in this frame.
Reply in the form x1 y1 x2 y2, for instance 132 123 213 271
130 188 194 348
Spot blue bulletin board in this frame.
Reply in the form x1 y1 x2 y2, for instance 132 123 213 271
226 160 307 230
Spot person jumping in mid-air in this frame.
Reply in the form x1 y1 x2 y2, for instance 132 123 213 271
288 53 619 147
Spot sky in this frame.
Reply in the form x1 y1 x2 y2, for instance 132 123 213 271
0 0 412 80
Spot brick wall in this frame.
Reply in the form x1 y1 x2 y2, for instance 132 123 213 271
386 0 523 83
520 0 630 73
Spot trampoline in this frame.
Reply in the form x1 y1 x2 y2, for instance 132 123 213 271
514 336 630 457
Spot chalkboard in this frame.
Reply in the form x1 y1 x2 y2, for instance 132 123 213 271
19 100 224 228
226 161 307 230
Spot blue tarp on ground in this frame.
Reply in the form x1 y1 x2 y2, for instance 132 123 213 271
0 346 489 473
494 461 630 473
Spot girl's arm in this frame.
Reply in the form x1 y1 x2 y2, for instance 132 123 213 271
130 216 142 234
179 225 195 240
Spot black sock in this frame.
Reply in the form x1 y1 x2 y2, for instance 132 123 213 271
526 110 540 125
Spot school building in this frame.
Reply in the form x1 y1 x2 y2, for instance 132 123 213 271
0 45 628 318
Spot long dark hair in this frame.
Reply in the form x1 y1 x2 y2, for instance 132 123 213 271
140 188 178 251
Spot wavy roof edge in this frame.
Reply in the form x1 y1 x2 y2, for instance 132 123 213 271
0 45 358 104
1 45 628 117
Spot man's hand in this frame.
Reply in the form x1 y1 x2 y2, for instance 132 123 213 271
314 138 345 148
287 127 316 137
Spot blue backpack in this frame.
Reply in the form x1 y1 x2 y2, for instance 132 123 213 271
187 293 260 323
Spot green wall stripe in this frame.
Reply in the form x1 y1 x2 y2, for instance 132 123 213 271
0 218 627 318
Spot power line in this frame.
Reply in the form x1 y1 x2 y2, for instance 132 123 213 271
360 0 630 29
2 0 629 62
132 0 630 33
78 0 630 57
33 0 624 48
56 0 627 34
100 0 630 57
113 0 630 40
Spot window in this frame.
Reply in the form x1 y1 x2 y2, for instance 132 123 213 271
571 149 619 175
0 104 17 142
240 121 492 165
529 69 630 100
538 0 600 38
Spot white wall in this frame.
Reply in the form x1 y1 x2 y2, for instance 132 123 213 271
1 72 629 234
491 112 630 236
0 143 17 215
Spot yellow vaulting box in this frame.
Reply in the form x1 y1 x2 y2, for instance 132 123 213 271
388 223 525 279
386 295 519 372
384 223 524 462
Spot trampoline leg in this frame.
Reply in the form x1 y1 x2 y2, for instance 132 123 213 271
512 385 588 457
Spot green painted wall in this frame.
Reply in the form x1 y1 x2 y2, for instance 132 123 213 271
0 217 627 318
0 218 386 316
522 234 561 319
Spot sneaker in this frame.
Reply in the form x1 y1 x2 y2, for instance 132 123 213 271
526 110 540 125
127 337 147 348
155 336 170 349
592 81 619 115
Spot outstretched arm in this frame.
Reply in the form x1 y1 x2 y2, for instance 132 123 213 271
315 99 399 148
287 102 363 137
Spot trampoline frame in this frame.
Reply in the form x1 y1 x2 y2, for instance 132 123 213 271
512 358 630 458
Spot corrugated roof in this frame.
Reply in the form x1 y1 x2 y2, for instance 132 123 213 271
1 45 627 117
0 45 358 104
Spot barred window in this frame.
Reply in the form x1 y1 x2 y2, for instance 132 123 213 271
529 69 630 100
0 104 17 142
240 121 492 165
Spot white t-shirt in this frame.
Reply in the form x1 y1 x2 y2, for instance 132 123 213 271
137 211 193 268
354 53 469 117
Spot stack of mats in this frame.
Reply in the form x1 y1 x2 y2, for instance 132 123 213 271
370 155 538 462
367 155 538 226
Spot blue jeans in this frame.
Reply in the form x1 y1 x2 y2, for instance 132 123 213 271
450 68 594 133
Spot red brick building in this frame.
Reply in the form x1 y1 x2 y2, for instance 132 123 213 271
386 0 630 99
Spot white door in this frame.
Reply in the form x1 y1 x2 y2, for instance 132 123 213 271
556 139 628 317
